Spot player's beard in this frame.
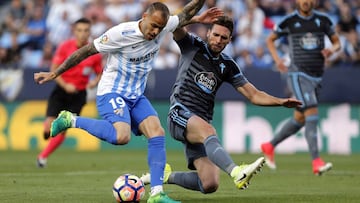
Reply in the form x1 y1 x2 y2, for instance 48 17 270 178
297 1 314 16
208 43 225 56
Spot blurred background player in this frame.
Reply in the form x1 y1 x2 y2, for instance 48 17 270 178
141 15 302 193
261 0 341 175
33 1 218 203
37 17 102 168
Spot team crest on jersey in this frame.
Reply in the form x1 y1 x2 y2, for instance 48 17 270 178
219 63 226 74
99 34 109 44
195 72 217 94
300 32 320 50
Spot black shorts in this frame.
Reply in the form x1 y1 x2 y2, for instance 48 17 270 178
46 85 87 117
167 104 207 170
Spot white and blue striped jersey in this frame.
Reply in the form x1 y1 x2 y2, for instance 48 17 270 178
93 15 179 99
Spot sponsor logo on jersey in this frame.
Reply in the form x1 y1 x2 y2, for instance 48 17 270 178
195 72 217 94
129 50 158 63
300 32 319 50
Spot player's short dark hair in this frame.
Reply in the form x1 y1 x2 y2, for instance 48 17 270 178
73 17 91 25
146 2 170 19
211 16 234 35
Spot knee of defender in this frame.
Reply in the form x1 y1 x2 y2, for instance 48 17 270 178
201 180 219 194
115 134 131 145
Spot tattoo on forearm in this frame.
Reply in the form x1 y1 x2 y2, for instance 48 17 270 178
178 0 205 27
55 43 99 76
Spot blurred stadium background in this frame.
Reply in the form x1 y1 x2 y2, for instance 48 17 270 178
0 0 359 155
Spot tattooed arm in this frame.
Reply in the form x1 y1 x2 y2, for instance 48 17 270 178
34 43 99 84
54 43 99 76
177 0 205 28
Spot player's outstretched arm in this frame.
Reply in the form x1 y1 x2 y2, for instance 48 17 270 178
237 83 302 108
177 0 205 28
34 43 99 84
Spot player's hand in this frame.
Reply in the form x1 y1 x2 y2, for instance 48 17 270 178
195 7 224 24
282 98 302 108
321 48 333 59
275 60 288 73
34 72 57 84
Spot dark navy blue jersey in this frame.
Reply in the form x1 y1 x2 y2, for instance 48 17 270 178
170 33 248 122
275 10 335 77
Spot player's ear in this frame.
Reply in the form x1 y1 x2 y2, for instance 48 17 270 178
207 29 211 39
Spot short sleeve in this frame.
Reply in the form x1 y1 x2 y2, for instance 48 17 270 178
274 17 290 37
93 25 124 53
323 16 335 37
229 64 248 88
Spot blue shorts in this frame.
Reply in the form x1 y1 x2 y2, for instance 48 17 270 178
96 93 158 135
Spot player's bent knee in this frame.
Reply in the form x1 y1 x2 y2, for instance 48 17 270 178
201 183 218 194
201 179 219 194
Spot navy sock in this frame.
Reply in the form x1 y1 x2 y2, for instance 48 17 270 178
75 117 118 144
148 136 166 187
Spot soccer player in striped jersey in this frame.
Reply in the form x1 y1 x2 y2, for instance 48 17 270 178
34 1 221 203
261 0 341 175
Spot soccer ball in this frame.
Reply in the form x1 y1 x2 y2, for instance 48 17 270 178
112 174 145 203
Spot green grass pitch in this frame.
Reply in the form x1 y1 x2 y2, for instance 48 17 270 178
1 149 359 203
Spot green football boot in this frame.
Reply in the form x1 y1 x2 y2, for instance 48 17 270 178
147 192 181 203
50 110 73 137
